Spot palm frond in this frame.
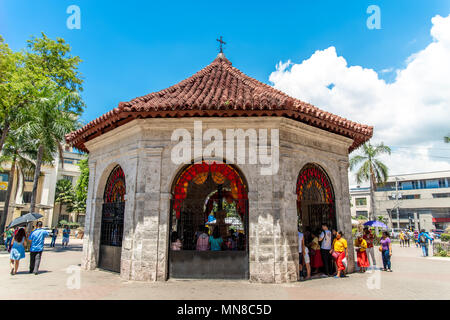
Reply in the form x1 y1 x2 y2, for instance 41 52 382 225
356 160 371 184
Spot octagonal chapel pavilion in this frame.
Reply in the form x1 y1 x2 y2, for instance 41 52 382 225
66 53 373 283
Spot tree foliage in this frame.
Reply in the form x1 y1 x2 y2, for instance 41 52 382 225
55 179 75 213
73 157 89 214
350 142 391 220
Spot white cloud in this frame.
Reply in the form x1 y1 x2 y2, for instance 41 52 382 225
269 14 450 186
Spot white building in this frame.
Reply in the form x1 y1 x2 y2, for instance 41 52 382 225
350 170 450 231
0 145 84 228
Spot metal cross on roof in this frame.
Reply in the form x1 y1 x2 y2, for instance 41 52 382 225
216 36 226 53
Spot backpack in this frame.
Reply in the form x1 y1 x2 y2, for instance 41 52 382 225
419 234 427 244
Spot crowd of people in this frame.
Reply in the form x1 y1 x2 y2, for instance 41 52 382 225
171 226 246 251
3 222 72 275
398 229 435 257
298 223 396 280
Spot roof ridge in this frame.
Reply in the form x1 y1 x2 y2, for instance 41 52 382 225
67 54 373 153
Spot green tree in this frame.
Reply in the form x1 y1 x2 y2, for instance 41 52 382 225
19 86 82 213
0 34 83 153
55 179 75 220
0 37 29 154
350 142 391 221
0 133 35 232
73 157 89 215
445 135 449 143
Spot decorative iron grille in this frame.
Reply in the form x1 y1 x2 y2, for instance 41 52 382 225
100 202 125 246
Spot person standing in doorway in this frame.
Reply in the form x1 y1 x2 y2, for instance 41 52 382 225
331 231 348 278
50 227 58 248
363 227 376 268
9 228 27 275
380 231 393 272
298 227 311 280
28 221 49 275
418 229 434 257
62 225 70 247
310 231 323 274
319 224 332 276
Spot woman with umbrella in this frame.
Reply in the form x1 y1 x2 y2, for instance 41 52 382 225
9 228 27 275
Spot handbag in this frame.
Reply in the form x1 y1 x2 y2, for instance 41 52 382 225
379 246 383 252
331 250 340 259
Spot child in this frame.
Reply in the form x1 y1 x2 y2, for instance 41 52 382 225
310 232 323 274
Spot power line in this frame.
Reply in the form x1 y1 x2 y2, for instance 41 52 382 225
390 146 450 151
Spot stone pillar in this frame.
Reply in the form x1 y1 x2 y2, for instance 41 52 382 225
81 159 98 270
125 146 164 281
275 158 299 283
338 159 355 273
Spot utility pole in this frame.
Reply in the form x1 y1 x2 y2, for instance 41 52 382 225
395 177 400 229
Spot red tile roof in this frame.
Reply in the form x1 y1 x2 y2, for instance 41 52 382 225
66 54 373 152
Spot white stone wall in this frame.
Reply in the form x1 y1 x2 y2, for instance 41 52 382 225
82 117 355 282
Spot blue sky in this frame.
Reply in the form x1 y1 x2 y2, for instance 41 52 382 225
1 0 449 125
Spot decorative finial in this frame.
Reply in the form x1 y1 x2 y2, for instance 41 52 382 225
216 36 226 54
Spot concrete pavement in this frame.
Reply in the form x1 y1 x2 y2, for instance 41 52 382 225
1 238 449 300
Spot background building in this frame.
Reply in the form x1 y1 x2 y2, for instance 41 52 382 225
0 145 84 228
350 170 450 231
350 186 371 219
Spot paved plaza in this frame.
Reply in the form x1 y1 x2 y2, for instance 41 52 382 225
1 238 449 300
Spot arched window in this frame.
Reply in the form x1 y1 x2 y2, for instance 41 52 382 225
296 164 336 232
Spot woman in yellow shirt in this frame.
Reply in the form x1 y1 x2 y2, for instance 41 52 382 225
331 231 348 278
354 233 370 272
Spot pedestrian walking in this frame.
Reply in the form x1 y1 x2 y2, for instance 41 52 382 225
331 231 348 278
28 221 49 275
399 231 405 247
50 227 58 247
363 227 376 268
9 228 27 275
418 229 434 257
414 230 419 247
319 223 333 276
405 231 410 247
354 233 369 272
380 231 392 272
4 228 14 251
62 225 70 247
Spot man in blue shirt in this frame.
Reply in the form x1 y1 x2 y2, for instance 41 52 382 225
418 229 434 257
28 221 49 275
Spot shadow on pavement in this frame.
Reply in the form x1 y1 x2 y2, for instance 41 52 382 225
13 270 52 275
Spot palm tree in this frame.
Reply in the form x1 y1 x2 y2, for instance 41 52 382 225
55 179 75 223
349 142 391 221
0 133 35 233
17 86 81 214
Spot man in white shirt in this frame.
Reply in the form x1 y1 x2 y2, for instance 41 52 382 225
319 223 332 276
